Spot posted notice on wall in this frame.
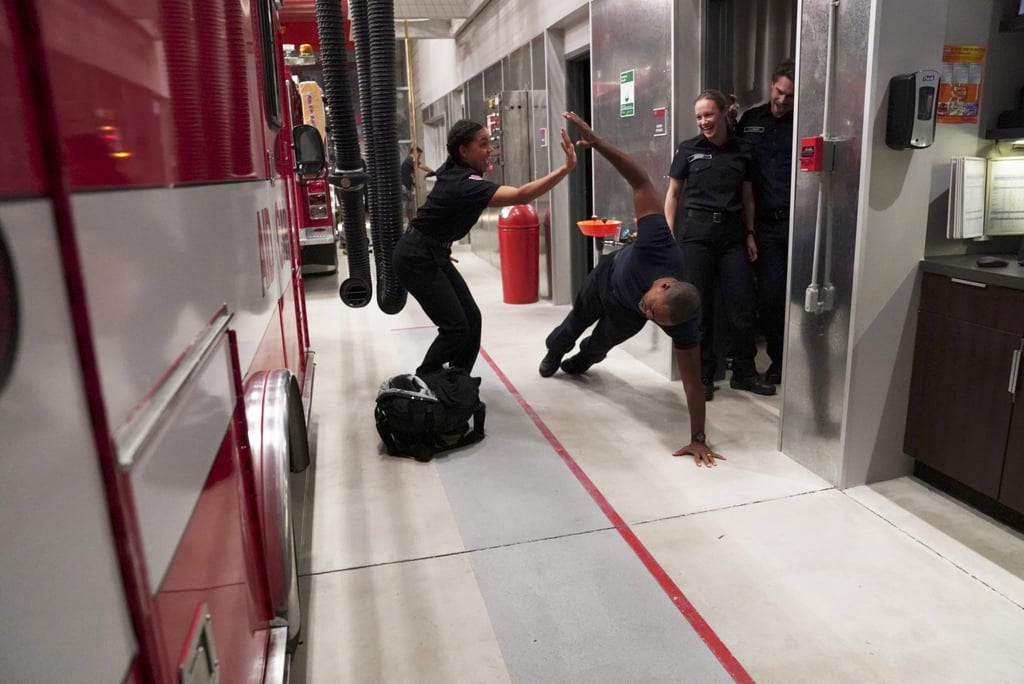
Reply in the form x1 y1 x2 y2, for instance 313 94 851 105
620 69 635 118
937 45 985 124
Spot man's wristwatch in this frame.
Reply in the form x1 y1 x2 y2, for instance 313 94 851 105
692 432 706 444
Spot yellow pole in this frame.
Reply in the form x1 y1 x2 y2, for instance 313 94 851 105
403 20 422 208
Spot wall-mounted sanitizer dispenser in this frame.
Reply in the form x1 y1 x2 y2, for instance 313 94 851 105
885 70 940 149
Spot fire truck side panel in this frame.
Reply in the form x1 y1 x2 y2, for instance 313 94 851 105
35 0 172 187
155 409 272 684
249 297 289 377
8 0 311 679
0 198 136 682
270 194 304 376
0 5 45 194
71 183 291 439
279 282 304 376
36 0 269 188
128 334 236 589
277 91 312 366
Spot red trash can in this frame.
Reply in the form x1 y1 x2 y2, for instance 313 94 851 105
497 204 539 304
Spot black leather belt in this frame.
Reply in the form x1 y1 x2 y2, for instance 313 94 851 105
764 207 790 222
686 208 740 224
406 227 452 250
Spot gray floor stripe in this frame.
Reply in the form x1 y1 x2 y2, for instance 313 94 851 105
470 530 733 683
395 329 610 549
395 329 733 682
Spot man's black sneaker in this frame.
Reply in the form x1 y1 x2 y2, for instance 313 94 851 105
539 351 564 378
765 365 782 385
730 373 777 396
560 353 594 375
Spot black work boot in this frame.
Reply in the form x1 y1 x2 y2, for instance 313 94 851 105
765 364 782 385
539 350 564 378
730 372 777 396
560 353 595 375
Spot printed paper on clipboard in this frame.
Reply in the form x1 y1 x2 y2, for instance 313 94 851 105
947 157 986 239
985 158 1024 236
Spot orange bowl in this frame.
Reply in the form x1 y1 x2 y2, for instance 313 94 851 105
577 219 622 237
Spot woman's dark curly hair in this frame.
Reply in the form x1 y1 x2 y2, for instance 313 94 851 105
446 119 485 164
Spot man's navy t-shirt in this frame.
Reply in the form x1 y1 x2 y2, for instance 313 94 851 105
401 155 416 191
611 214 699 349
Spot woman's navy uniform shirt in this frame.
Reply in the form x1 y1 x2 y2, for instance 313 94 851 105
668 133 755 213
409 161 499 242
737 104 793 213
611 214 699 349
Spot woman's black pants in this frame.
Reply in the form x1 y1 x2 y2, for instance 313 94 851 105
393 231 481 375
677 217 759 380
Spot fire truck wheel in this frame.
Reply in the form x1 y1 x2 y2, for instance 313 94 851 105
243 369 310 651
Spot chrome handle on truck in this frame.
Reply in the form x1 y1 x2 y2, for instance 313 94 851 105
115 305 233 468
1010 345 1022 396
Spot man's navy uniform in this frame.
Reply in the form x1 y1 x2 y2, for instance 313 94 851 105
668 133 761 386
393 160 498 374
738 102 793 380
400 154 416 190
545 214 698 366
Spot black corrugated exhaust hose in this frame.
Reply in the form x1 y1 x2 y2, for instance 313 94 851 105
314 0 371 307
362 0 406 315
349 0 378 292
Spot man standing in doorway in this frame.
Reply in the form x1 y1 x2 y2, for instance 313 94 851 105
401 146 434 223
737 59 795 386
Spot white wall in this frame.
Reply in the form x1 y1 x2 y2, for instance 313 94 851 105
411 0 588 110
840 0 1019 487
412 39 458 109
563 12 591 55
924 0 1023 256
842 0 951 487
455 0 589 81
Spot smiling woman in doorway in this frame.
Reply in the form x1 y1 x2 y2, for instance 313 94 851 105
392 119 576 376
664 89 776 401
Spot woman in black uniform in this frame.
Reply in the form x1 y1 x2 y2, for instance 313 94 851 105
393 119 576 376
664 90 775 400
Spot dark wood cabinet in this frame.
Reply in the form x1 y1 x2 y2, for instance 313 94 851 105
1002 397 1024 512
905 272 1024 513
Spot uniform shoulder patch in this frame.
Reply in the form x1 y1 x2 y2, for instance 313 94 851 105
468 174 483 181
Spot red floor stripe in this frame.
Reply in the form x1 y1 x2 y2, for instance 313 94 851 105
479 347 755 684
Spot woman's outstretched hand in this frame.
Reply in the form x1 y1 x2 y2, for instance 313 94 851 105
558 127 577 171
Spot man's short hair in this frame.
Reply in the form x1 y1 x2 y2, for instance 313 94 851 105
663 281 700 325
773 59 795 84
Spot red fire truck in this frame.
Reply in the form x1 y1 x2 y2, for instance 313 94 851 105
1 1 317 681
287 70 340 274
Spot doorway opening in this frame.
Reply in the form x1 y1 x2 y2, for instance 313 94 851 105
565 51 592 298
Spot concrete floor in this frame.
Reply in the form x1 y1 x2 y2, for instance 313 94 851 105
290 245 1024 683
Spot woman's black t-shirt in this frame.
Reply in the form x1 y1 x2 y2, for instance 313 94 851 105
409 160 500 242
668 134 754 214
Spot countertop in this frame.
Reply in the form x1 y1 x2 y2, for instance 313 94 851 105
921 254 1024 290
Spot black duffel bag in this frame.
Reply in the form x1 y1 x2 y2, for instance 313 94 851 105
374 367 486 462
